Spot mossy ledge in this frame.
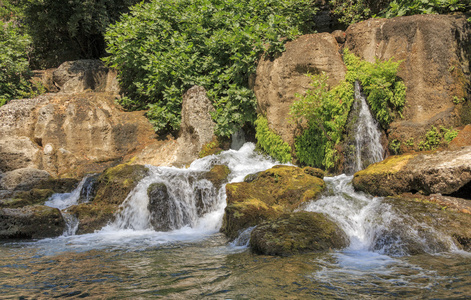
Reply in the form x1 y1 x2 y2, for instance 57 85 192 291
221 165 325 240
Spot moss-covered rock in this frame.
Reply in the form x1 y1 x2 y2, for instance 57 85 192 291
249 212 348 256
221 165 325 239
147 182 174 231
353 147 471 198
34 177 80 193
69 163 149 234
203 165 230 188
0 205 65 239
0 189 54 208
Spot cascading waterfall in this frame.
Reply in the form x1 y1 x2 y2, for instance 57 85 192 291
347 81 384 173
45 174 96 236
107 143 281 234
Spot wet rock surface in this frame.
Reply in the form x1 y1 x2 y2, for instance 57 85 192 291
353 147 471 197
221 165 325 239
0 205 65 239
250 212 348 256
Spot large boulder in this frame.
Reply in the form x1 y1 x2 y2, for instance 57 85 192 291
53 60 119 94
254 33 346 147
345 15 471 151
250 212 348 256
68 163 149 234
353 146 471 197
174 86 217 166
0 93 157 177
0 205 65 239
221 165 325 239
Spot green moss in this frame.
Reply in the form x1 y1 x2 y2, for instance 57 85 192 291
204 165 230 187
221 165 325 239
199 137 224 158
0 189 54 208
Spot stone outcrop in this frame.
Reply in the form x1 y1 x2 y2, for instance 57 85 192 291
250 212 348 256
0 205 65 239
221 165 325 239
345 15 471 151
352 146 471 197
53 60 119 94
0 168 51 191
0 93 157 177
174 86 217 166
254 33 346 147
449 124 471 150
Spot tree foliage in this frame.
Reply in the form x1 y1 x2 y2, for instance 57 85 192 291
19 0 141 68
104 0 319 136
0 20 33 106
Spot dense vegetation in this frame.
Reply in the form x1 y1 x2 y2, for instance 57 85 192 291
104 0 319 136
290 50 405 169
331 0 470 25
255 115 292 163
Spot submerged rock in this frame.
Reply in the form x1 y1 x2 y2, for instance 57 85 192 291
221 165 325 239
250 212 348 256
69 163 149 234
353 147 471 198
0 205 65 239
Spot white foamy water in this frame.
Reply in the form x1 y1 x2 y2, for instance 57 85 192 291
45 175 94 210
352 81 384 173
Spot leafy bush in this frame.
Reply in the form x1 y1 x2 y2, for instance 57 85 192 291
418 126 459 151
290 50 405 169
104 0 319 136
0 20 33 106
383 0 471 18
255 115 292 163
18 0 140 68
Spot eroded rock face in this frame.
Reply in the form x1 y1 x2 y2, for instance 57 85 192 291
0 205 65 239
250 212 348 256
0 93 157 177
449 124 471 150
345 15 471 151
221 165 325 239
174 86 217 166
254 33 346 147
0 168 51 191
53 60 119 94
353 147 471 197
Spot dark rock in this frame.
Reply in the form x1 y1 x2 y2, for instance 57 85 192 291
250 212 348 256
147 182 178 231
0 189 54 208
0 205 65 239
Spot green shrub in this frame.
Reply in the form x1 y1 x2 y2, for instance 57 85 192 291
290 50 405 169
19 0 140 68
104 0 319 136
255 115 292 163
418 126 459 151
383 0 470 18
0 20 33 106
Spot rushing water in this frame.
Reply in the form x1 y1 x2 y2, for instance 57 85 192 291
2 143 471 298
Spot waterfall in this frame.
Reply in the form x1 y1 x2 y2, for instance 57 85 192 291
304 175 458 256
108 143 281 233
345 81 384 174
45 174 96 236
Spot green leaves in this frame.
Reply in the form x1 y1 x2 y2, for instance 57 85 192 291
104 0 319 136
255 115 293 163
